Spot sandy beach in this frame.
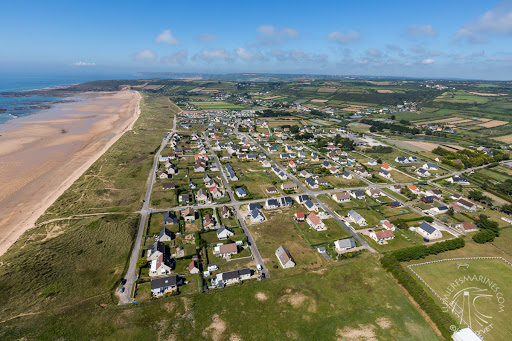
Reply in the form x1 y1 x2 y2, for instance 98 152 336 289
0 90 141 256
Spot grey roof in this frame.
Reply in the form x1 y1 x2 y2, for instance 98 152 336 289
248 202 261 211
352 190 365 197
148 241 168 255
164 211 178 224
380 170 390 175
280 196 293 206
220 268 251 281
306 178 316 186
304 199 315 208
266 198 280 207
217 226 234 237
159 228 174 239
151 275 181 290
348 209 364 222
336 238 356 249
276 246 293 265
298 194 309 202
251 209 263 219
419 222 437 234
236 188 247 195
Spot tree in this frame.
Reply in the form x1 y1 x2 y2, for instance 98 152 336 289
391 114 396 120
478 214 500 236
446 207 454 217
136 258 148 268
473 229 496 244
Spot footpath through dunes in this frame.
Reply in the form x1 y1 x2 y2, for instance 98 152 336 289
0 90 141 256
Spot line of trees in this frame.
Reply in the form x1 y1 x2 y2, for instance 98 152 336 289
362 119 421 135
433 146 509 169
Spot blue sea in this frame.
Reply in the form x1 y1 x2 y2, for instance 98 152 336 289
0 73 139 124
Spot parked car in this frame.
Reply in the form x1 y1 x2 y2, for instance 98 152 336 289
119 286 125 293
120 278 127 285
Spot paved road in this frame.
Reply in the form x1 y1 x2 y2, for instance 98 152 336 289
118 115 177 305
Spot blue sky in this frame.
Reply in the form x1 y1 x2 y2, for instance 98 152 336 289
1 0 512 80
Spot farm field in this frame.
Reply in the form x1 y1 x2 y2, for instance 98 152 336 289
189 101 242 109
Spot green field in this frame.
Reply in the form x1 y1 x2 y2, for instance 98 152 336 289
190 101 242 109
409 258 512 341
434 91 489 104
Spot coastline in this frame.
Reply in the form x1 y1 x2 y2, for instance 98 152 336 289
0 90 141 256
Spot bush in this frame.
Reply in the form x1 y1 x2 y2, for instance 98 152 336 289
136 258 148 268
472 229 496 244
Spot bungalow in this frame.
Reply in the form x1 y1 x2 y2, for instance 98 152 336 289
387 201 401 208
381 220 396 231
426 189 443 198
217 268 251 285
250 209 265 223
351 190 365 200
334 238 356 252
332 192 351 203
214 243 238 259
164 212 178 225
189 261 200 274
370 230 395 244
162 182 176 190
203 173 212 183
379 170 391 179
354 168 370 177
288 160 296 168
147 241 169 261
279 196 294 207
306 177 319 189
447 176 469 185
266 186 278 194
366 188 382 198
275 246 295 269
179 193 190 203
321 160 331 168
194 161 207 172
451 193 462 200
416 168 430 177
276 171 288 180
149 253 173 277
195 189 209 203
236 187 247 198
311 153 320 162
217 226 235 240
265 198 280 210
423 163 439 171
457 199 478 212
368 159 377 166
307 212 326 231
408 156 418 163
182 207 196 223
294 212 305 222
347 209 367 226
203 214 216 229
395 156 409 164
420 196 435 204
210 187 225 199
296 194 310 204
280 153 290 159
158 170 171 179
316 178 329 186
451 222 478 233
416 221 442 240
304 199 318 212
261 160 271 167
281 183 298 191
329 166 339 174
381 164 391 171
158 228 175 242
299 170 311 178
151 275 182 295
220 205 231 218
390 184 402 193
408 185 420 194
342 172 352 180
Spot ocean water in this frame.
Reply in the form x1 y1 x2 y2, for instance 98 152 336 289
0 73 137 124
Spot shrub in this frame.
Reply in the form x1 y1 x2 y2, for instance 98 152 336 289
472 229 496 244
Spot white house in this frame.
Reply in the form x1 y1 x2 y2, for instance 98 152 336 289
307 212 326 231
332 192 351 203
416 222 442 240
275 246 295 269
334 238 356 252
216 226 234 240
370 230 395 244
347 209 367 226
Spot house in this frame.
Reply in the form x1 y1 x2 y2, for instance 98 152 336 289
447 176 469 185
158 228 175 242
451 193 462 200
182 207 196 223
214 243 238 259
279 196 294 207
248 202 262 211
381 220 396 231
280 153 290 159
266 186 278 194
368 159 377 166
366 188 382 198
281 183 298 191
217 268 251 285
162 182 175 190
304 199 318 212
426 189 443 198
408 185 419 194
381 164 391 171
296 194 310 204
203 214 216 229
306 177 319 189
164 212 178 225
288 160 296 168
321 160 331 168
203 173 212 183
275 246 295 269
316 178 329 186
351 190 365 200
189 261 200 274
194 161 207 172
217 226 235 240
408 156 418 163
179 193 190 203
265 198 280 210
210 187 225 199
390 184 402 193
307 212 326 231
420 196 434 204
147 241 169 261
311 153 320 162
379 170 391 179
387 201 401 208
451 222 478 233
423 163 439 171
195 188 209 203
261 160 271 167
354 168 370 177
334 238 356 252
299 170 311 178
151 275 182 295
457 198 478 212
236 187 247 198
416 221 442 240
370 230 395 244
250 209 265 223
395 156 409 164
294 212 305 222
220 205 231 218
416 168 430 177
347 209 367 226
149 253 173 277
332 192 351 203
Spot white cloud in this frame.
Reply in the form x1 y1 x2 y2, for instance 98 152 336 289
154 29 180 44
255 25 299 44
257 25 275 36
280 28 299 38
161 50 188 64
327 30 361 43
358 59 369 65
367 48 381 57
71 61 96 66
133 49 157 61
407 24 437 37
197 33 218 42
428 50 442 56
457 4 512 42
421 58 435 64
289 49 308 60
410 45 425 53
193 48 230 62
235 47 262 61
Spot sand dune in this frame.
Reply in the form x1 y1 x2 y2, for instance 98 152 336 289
0 91 141 256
